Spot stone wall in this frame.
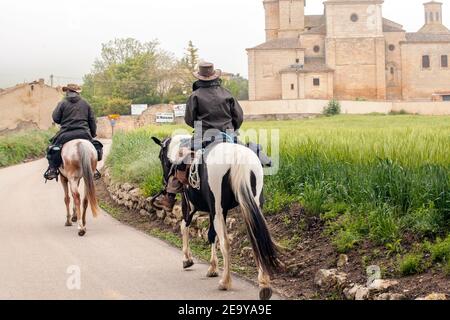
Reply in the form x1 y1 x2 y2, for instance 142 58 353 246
240 99 450 116
102 169 235 242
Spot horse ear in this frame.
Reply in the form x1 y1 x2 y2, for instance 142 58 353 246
151 137 162 147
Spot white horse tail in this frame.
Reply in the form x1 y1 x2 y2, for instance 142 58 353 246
230 161 280 276
79 142 99 217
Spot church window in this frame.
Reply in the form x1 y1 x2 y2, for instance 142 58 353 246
313 45 320 53
422 55 430 69
390 67 395 75
296 58 300 63
430 12 434 22
436 12 440 22
291 84 295 90
351 14 359 22
389 44 395 51
441 55 448 68
313 78 320 86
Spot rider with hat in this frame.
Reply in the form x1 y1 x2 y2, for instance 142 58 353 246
44 84 102 181
153 62 244 212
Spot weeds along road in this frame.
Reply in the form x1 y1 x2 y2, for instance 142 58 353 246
0 140 269 300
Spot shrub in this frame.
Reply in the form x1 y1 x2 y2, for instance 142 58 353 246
323 99 341 116
368 205 400 245
333 229 360 253
300 182 330 216
398 253 423 276
0 129 56 167
429 236 450 263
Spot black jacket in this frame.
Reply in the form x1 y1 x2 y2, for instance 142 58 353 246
51 95 97 145
185 80 244 134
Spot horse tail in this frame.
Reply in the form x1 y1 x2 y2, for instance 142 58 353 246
229 158 280 276
79 141 99 217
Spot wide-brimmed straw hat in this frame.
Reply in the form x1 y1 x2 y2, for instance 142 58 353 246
62 84 82 93
193 62 222 81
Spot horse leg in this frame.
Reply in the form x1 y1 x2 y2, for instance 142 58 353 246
257 263 273 300
254 194 273 300
214 210 232 291
69 179 84 237
206 237 219 278
181 220 194 269
71 205 77 223
80 184 89 236
61 176 72 227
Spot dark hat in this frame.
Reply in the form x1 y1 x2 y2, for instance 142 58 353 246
62 84 82 93
193 62 222 81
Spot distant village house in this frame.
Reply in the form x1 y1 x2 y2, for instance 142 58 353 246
0 79 62 132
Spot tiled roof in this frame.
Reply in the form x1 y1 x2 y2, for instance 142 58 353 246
405 32 450 43
305 15 325 28
280 58 333 74
383 18 405 32
417 23 450 35
249 38 301 50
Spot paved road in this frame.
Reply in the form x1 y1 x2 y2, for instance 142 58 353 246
0 141 270 300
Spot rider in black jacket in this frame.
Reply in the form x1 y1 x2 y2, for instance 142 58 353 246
44 84 101 181
153 62 244 212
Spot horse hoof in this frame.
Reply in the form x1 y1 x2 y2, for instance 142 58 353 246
259 287 273 300
218 281 231 291
206 270 219 278
65 222 72 227
78 230 86 237
183 260 194 269
71 216 77 223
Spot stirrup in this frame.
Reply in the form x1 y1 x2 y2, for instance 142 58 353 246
94 169 102 181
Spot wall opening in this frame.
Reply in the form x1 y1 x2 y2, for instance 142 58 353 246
441 55 448 68
422 55 430 69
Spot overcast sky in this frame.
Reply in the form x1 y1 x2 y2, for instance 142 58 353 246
0 0 448 88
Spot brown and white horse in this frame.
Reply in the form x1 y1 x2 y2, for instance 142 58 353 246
59 139 99 237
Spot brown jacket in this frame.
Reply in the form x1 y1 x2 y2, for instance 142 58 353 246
185 80 244 134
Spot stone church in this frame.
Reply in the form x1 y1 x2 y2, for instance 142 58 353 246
247 0 450 101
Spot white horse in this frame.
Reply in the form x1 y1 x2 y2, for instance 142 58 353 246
59 139 99 236
152 135 280 300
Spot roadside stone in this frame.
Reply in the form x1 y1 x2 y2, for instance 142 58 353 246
196 216 210 229
287 263 305 277
416 293 447 300
129 188 141 197
314 269 347 288
337 254 349 268
241 247 253 257
355 286 370 300
343 284 365 300
122 183 133 192
164 216 172 226
156 210 166 220
227 218 237 230
368 279 399 293
139 209 148 217
374 293 406 300
173 205 183 221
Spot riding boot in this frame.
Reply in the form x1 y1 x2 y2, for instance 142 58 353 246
44 166 59 181
44 145 62 181
153 193 177 212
